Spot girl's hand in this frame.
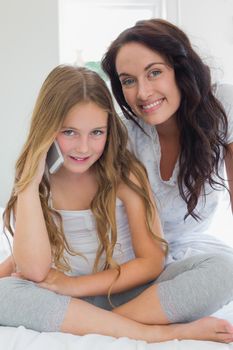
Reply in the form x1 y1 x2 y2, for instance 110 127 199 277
29 152 48 187
20 149 49 189
0 256 15 278
34 153 48 184
38 268 73 295
12 268 78 297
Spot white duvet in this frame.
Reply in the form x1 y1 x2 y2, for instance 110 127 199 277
0 325 233 350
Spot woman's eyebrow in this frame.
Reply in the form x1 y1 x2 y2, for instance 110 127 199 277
118 62 166 78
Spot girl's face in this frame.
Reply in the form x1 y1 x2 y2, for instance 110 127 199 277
56 101 108 175
115 42 181 127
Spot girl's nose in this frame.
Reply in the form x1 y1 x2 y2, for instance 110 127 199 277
76 136 89 154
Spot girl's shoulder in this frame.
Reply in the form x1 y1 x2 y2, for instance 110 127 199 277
116 172 145 205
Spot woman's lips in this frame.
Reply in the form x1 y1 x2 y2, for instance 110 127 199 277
140 98 164 113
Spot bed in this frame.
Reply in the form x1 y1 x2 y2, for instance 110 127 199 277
0 207 233 350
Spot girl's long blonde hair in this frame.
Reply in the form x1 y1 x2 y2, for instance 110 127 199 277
4 65 167 274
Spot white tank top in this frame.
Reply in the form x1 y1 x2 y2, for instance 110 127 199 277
58 198 135 276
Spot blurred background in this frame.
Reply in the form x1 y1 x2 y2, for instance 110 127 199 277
0 0 232 246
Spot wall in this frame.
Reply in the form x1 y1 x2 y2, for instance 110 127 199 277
0 0 59 206
177 0 233 84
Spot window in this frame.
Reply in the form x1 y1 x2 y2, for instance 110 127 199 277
58 0 164 77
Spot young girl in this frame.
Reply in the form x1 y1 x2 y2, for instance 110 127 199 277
0 65 232 343
101 18 233 325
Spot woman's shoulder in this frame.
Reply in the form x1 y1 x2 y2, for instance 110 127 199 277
122 116 151 133
120 114 154 153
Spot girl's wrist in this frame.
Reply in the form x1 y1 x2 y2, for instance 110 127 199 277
19 181 40 196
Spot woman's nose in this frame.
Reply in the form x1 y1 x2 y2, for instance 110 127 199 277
137 79 153 100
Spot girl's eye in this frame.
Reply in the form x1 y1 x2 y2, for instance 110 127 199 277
91 129 104 136
149 70 161 78
62 129 75 136
121 77 135 87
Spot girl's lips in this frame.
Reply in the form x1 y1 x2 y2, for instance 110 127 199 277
69 155 90 162
140 98 164 113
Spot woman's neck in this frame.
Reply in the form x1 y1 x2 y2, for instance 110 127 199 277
155 114 179 139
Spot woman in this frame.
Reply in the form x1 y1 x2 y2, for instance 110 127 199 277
101 18 233 325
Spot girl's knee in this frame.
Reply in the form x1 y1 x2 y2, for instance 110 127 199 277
0 276 70 332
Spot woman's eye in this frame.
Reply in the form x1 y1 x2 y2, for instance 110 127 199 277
149 70 161 78
62 129 75 136
91 130 104 136
121 77 135 87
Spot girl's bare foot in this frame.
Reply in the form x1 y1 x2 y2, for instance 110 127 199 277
146 317 233 343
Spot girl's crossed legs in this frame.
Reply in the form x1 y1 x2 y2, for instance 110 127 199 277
0 252 233 343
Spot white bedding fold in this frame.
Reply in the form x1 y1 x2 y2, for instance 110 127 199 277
0 326 232 350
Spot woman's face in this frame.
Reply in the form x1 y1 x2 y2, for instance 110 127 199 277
115 42 181 127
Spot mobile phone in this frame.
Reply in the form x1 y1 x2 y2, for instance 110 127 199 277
46 140 64 174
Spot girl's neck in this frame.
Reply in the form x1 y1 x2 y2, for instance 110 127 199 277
50 167 98 211
53 165 95 183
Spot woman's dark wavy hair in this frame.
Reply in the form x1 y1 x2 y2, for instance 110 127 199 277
101 18 228 220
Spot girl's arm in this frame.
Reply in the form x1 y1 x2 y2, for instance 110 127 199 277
39 174 165 297
225 142 233 212
0 255 15 277
13 154 52 282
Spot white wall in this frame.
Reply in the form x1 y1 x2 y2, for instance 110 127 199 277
177 0 233 84
0 0 59 207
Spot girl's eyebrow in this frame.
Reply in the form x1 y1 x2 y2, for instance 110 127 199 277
118 62 166 78
61 126 108 131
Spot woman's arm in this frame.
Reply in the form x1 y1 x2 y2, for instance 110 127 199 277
39 174 166 297
225 142 233 212
13 154 52 282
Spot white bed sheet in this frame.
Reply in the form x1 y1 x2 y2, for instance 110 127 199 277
0 207 233 349
0 326 233 350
